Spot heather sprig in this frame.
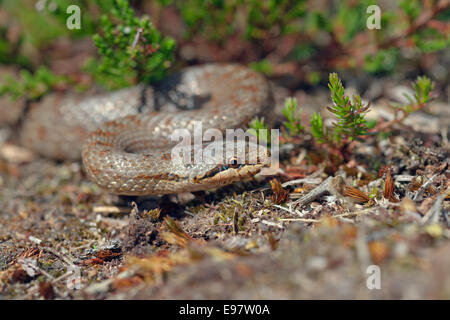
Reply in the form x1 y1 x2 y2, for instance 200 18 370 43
86 0 176 89
400 76 434 114
310 112 325 144
327 73 370 142
412 76 434 105
378 75 435 131
248 117 270 143
282 97 304 136
0 66 68 100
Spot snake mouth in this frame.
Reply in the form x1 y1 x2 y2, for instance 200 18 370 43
192 164 246 184
191 139 272 185
192 163 267 187
192 154 271 186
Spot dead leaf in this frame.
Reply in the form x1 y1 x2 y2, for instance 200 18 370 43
270 179 290 204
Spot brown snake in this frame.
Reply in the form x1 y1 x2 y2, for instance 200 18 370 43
3 64 274 195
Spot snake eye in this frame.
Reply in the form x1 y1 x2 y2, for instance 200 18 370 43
228 157 240 168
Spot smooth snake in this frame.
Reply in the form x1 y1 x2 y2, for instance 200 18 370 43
1 64 274 195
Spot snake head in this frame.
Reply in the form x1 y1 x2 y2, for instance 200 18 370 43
189 139 271 190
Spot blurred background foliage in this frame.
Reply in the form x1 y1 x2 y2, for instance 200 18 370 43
0 0 448 98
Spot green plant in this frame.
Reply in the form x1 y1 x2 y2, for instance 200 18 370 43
41 0 100 37
410 76 434 105
160 0 307 42
310 112 325 144
85 0 176 89
249 72 435 158
248 117 270 143
245 0 307 39
309 74 435 146
249 60 274 76
250 73 371 149
159 0 449 81
0 26 29 67
305 73 371 149
282 97 304 136
0 0 176 98
327 73 371 142
293 73 372 158
377 76 435 131
0 66 68 100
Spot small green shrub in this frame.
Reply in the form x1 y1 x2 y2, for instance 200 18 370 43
327 73 370 142
85 0 176 89
0 66 68 100
282 97 304 136
252 73 435 157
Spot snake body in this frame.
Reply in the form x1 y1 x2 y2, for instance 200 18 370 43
15 64 273 195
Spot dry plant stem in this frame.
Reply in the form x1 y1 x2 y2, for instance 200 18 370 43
282 177 322 188
294 176 345 208
421 195 443 225
413 173 439 201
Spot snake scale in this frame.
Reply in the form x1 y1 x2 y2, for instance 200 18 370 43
2 64 274 195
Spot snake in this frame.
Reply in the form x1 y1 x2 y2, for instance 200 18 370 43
3 64 274 195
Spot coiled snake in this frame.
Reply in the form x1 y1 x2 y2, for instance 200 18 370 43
3 64 273 195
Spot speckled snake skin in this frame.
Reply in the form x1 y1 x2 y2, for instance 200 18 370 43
12 64 273 195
